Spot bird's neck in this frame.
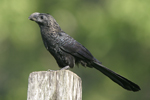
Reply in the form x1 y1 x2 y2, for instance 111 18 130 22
39 25 62 34
50 26 62 33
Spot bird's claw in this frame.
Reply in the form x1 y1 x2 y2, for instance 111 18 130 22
47 69 55 71
60 66 70 70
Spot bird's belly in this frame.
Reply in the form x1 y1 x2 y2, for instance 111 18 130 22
48 48 75 68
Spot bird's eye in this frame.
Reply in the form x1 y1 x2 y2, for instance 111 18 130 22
40 16 44 19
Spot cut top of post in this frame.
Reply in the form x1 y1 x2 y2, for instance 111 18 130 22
27 70 82 100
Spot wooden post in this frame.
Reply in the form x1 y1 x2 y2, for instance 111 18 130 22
27 70 82 100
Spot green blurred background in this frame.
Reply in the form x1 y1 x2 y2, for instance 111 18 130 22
0 0 149 100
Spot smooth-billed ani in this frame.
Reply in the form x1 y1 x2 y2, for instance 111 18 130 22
29 12 140 92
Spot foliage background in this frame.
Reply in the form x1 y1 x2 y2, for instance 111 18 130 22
0 0 149 100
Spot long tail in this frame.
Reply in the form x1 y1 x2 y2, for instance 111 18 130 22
92 61 141 92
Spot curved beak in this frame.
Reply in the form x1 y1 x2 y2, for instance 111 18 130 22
28 12 40 21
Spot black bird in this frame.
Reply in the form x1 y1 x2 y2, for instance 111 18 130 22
29 12 140 92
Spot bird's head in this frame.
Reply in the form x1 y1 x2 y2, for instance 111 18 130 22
29 12 59 29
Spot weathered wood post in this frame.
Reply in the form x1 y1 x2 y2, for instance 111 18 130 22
27 70 82 100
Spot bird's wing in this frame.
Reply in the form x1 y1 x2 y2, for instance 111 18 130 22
60 38 94 61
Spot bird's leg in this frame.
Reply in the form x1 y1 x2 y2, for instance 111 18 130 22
47 69 55 71
47 66 70 71
60 66 70 70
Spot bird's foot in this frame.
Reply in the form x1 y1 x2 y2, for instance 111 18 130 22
60 66 70 70
47 66 70 71
47 69 55 71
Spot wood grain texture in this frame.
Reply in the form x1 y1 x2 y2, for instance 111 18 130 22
27 70 82 100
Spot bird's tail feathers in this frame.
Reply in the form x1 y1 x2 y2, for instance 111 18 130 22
92 62 140 92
